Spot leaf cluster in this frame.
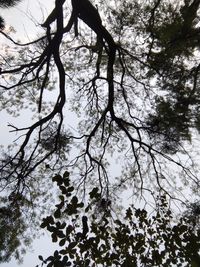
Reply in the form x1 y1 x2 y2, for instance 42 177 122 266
37 172 200 267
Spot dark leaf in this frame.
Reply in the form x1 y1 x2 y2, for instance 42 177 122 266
38 255 43 261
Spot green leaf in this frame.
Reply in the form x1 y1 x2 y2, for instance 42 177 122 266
59 238 66 246
40 222 47 228
52 234 58 243
78 202 84 208
38 255 43 261
67 186 74 192
60 222 67 229
54 250 59 258
59 186 68 195
54 209 61 219
56 230 65 238
89 187 99 199
66 225 73 235
68 241 77 250
71 196 78 205
52 175 63 184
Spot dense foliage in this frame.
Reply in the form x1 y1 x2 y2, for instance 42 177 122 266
1 0 200 264
38 172 200 267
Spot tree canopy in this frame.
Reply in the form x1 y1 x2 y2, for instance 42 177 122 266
1 0 200 264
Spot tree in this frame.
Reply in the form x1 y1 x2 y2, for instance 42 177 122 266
0 193 32 263
38 172 200 267
1 0 200 262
